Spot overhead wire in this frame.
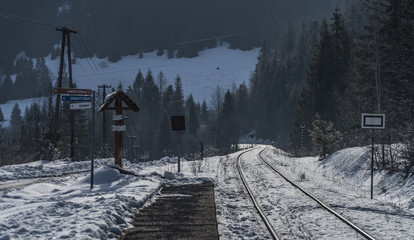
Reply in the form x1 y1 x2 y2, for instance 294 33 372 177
0 11 57 28
163 32 249 47
72 35 97 75
76 33 100 73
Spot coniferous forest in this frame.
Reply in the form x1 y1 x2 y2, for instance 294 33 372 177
1 0 414 175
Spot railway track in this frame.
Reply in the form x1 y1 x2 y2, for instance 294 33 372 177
236 146 377 240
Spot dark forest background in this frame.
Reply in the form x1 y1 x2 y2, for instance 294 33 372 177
0 0 341 74
1 0 414 176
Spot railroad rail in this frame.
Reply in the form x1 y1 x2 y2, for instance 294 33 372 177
236 147 281 240
236 146 377 240
258 147 376 240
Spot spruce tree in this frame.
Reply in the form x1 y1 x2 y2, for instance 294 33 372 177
154 111 173 158
10 103 22 142
308 113 341 159
171 75 185 116
200 100 209 124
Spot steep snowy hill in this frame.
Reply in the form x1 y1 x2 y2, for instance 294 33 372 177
0 45 259 127
46 44 259 104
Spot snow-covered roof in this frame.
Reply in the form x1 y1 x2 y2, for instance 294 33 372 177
98 91 140 112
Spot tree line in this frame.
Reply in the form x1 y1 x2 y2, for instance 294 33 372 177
0 0 340 75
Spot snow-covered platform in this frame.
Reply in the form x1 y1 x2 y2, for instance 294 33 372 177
121 182 219 239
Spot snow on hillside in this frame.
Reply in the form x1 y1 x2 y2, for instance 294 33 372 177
0 45 259 128
0 97 46 128
1 145 413 239
46 44 259 104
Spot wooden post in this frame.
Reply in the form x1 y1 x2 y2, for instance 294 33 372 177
114 97 123 167
67 32 75 160
52 30 66 147
97 91 140 168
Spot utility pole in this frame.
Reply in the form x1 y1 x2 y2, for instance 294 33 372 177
53 26 77 160
98 84 112 156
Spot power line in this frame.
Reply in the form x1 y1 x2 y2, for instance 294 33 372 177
0 11 57 28
77 33 100 73
73 35 97 75
164 32 249 47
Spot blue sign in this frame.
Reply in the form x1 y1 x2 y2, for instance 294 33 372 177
62 95 92 102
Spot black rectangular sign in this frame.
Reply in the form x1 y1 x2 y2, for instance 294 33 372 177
171 116 185 130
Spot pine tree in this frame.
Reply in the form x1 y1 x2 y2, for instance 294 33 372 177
141 70 161 156
187 96 200 136
200 100 209 124
308 113 341 159
217 90 238 152
154 111 173 158
156 71 167 94
10 103 22 142
171 75 185 116
162 85 174 115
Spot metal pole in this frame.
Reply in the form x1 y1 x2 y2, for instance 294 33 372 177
91 91 95 189
178 131 181 172
371 129 374 200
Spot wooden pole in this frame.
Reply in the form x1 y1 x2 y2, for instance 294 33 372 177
53 30 66 147
90 91 95 189
67 32 75 160
114 97 123 167
98 85 111 155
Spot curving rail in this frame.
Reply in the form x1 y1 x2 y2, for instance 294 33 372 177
258 146 377 240
236 147 281 240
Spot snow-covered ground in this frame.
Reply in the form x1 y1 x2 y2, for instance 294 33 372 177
0 145 413 239
0 45 259 128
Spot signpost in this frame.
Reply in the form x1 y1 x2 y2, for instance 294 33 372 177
62 95 92 102
70 102 92 110
98 91 140 168
361 113 385 129
171 116 185 172
111 125 127 132
54 88 92 95
361 113 385 200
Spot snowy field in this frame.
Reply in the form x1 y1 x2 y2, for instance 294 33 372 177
0 45 259 128
0 145 413 239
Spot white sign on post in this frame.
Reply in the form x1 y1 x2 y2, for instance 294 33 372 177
111 125 126 132
113 115 128 121
361 113 385 129
70 102 92 110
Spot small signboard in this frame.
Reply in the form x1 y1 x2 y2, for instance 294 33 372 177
113 115 128 121
54 88 92 95
171 116 185 130
111 125 126 132
361 113 385 129
62 95 92 102
70 102 92 110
